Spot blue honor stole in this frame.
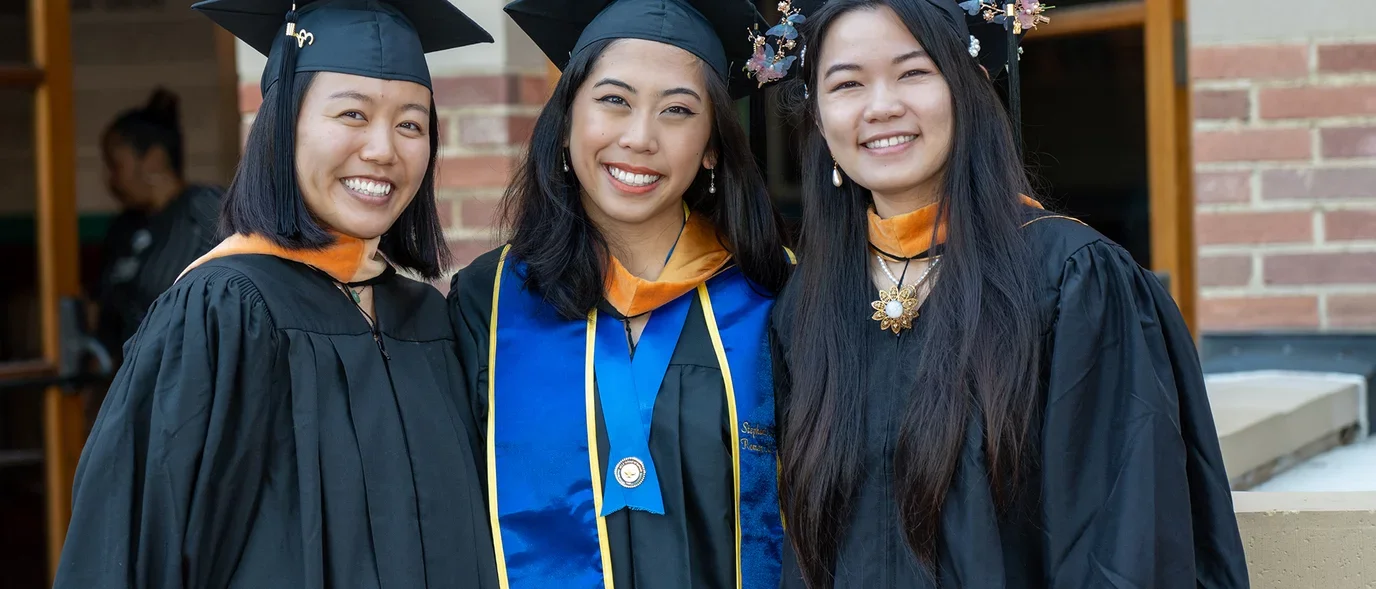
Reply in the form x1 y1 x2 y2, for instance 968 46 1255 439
485 246 784 589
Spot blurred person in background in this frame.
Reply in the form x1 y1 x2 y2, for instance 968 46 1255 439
95 87 222 362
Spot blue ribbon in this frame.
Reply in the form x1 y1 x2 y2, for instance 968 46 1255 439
593 293 692 516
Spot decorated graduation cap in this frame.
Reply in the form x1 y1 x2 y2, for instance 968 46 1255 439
191 0 493 238
943 0 1053 147
504 0 796 100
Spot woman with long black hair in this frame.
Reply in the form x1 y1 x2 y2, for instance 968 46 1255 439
55 1 499 586
772 1 1249 587
448 1 794 587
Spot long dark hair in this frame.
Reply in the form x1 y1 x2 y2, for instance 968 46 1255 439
778 1 1041 585
220 72 451 279
105 87 185 177
500 38 791 319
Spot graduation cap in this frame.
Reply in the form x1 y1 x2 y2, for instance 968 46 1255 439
941 0 1052 148
505 0 792 100
191 0 493 237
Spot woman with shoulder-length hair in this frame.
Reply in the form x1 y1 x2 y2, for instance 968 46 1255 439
771 0 1250 587
54 1 500 587
448 0 795 586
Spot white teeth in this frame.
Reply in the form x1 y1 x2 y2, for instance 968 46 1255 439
606 166 662 187
864 135 917 149
343 178 392 197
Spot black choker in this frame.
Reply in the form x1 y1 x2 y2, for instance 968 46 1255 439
868 242 937 262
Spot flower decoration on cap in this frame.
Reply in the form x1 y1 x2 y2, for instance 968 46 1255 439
745 0 807 87
958 0 1052 34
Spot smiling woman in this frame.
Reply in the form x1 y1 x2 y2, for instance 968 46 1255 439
447 1 795 588
52 1 501 588
771 1 1249 588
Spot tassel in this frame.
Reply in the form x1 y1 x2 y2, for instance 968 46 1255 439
1005 3 1022 155
274 5 302 237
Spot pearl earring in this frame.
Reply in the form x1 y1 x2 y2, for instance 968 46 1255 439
562 152 570 173
832 160 843 187
709 168 716 194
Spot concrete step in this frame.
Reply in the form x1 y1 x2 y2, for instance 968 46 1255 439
1234 491 1376 588
1206 372 1365 490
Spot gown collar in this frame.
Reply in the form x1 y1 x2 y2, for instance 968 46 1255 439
867 194 1044 258
603 209 731 318
179 232 371 284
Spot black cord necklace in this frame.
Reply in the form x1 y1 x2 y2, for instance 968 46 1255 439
339 264 397 303
868 242 938 262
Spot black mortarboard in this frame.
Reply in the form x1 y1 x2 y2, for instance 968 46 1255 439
938 1 1052 149
504 0 787 100
192 0 493 237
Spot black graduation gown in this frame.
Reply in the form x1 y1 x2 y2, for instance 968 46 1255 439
96 184 222 359
771 215 1250 588
449 248 737 589
56 254 498 589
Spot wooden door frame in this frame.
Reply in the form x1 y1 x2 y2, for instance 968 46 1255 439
1026 0 1198 334
28 0 80 580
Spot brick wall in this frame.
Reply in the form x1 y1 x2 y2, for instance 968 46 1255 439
1192 40 1376 331
238 71 550 285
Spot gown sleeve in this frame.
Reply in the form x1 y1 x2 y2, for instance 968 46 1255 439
54 266 283 589
448 256 497 449
1039 241 1250 588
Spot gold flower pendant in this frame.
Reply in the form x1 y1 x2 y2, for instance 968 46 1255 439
871 284 920 334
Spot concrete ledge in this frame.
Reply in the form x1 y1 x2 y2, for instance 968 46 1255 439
1207 372 1365 489
1234 492 1376 588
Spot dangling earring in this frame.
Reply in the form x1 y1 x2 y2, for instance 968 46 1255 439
562 150 570 173
708 168 716 194
832 160 843 187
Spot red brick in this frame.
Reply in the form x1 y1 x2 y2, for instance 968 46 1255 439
1198 296 1319 331
1197 255 1253 287
449 238 499 268
1329 295 1376 328
460 197 501 230
1264 252 1376 285
519 75 553 106
1191 45 1309 80
1196 211 1312 246
457 114 541 146
1260 86 1376 119
1195 89 1250 120
1325 210 1376 242
1194 128 1312 163
239 82 262 114
1263 168 1376 201
1321 127 1376 159
436 155 515 190
435 198 455 229
507 115 539 144
1318 43 1376 74
433 75 513 107
1195 171 1252 204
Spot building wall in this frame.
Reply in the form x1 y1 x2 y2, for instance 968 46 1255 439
1190 0 1376 331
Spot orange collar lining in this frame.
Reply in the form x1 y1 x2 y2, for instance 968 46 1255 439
868 195 1044 258
178 233 369 284
604 212 731 317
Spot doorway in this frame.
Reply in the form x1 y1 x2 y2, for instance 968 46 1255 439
1022 0 1197 329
